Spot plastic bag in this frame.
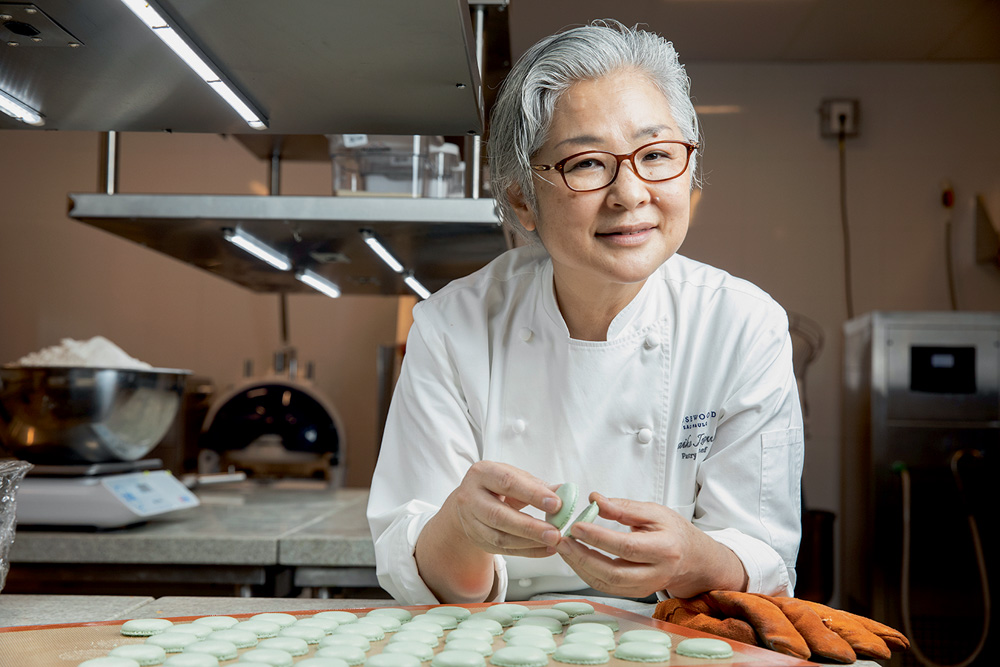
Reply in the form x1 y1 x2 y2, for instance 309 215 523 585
0 459 32 593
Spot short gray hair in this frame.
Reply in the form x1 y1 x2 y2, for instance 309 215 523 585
487 19 700 242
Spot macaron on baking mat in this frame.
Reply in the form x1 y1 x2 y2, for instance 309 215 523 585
0 601 819 667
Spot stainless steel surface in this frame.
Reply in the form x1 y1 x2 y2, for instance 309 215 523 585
840 311 999 665
69 194 505 295
0 0 483 134
99 131 119 195
0 367 190 464
467 3 486 199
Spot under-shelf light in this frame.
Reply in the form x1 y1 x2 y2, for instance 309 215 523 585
0 88 44 126
404 273 432 300
297 269 342 299
224 228 290 270
118 0 267 130
361 229 405 273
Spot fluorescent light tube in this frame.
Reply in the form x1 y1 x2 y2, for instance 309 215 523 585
297 269 341 299
362 230 405 273
118 0 267 130
404 274 431 300
0 88 44 126
224 229 290 270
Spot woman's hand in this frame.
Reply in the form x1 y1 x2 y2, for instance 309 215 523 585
445 460 563 557
415 461 562 603
554 493 749 599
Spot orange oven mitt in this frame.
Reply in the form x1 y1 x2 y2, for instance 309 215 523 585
654 591 909 664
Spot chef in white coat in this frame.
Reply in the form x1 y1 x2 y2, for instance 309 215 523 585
367 20 804 605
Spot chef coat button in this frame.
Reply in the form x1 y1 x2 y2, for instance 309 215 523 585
512 419 526 434
518 578 532 587
519 327 533 342
644 334 660 349
637 428 653 444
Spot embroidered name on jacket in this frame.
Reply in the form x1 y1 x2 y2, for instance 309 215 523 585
677 410 719 461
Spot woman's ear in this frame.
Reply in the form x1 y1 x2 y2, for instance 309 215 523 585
508 184 537 233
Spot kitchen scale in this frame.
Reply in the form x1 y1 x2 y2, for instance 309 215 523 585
15 458 200 528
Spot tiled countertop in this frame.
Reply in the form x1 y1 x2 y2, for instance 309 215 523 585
10 482 374 567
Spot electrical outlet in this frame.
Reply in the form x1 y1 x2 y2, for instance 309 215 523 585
820 99 860 138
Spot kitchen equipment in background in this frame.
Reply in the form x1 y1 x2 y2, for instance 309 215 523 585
842 311 998 667
0 366 190 464
199 348 345 485
13 459 199 528
329 134 464 198
149 375 215 476
0 459 31 593
0 365 202 528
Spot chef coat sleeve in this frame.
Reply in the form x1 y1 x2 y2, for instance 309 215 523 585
691 305 804 597
366 303 510 604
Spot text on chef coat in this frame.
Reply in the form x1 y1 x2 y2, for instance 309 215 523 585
678 410 718 460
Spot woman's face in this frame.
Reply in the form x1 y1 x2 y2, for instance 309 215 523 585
512 70 692 296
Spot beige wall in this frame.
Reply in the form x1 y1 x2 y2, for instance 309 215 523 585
2 61 999 505
680 62 1000 520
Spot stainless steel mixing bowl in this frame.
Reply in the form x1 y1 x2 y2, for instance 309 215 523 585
0 366 191 464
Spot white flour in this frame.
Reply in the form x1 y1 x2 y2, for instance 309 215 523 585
13 336 153 369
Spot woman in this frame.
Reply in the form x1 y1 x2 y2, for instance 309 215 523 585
367 20 803 605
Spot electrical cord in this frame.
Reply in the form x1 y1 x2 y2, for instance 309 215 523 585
897 452 991 667
837 122 855 320
943 185 958 310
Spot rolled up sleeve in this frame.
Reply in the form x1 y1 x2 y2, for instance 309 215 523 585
367 304 511 604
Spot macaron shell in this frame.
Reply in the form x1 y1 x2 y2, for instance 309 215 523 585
545 483 578 531
674 637 734 659
568 502 599 533
552 643 610 665
613 641 671 663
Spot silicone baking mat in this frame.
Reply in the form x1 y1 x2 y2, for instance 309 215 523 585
0 600 817 667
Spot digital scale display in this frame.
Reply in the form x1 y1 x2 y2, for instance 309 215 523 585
105 471 199 517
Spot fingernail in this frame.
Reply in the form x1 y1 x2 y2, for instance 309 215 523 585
542 530 560 545
542 497 558 513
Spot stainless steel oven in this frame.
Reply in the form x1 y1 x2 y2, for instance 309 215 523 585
841 311 998 667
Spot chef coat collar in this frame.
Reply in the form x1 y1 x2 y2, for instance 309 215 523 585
538 257 663 341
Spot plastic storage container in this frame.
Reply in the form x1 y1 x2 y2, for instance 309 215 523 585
0 459 31 593
329 134 464 198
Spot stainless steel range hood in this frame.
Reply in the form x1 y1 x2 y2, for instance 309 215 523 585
5 1 511 296
0 0 485 135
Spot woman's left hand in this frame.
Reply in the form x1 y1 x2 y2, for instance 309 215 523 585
553 493 748 599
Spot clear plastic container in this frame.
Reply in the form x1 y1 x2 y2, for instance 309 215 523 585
427 142 465 198
329 134 461 198
0 459 32 593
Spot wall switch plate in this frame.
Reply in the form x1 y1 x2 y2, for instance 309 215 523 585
820 99 860 138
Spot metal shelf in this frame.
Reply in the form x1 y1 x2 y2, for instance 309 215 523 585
69 194 506 296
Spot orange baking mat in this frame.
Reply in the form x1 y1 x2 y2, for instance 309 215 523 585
0 600 817 667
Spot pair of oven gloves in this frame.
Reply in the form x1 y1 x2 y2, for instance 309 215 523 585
654 590 909 663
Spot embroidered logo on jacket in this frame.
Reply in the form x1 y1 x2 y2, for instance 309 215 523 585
677 410 718 461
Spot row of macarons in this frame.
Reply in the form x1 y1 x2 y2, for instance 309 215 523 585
80 602 729 667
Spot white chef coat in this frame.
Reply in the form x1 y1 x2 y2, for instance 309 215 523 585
367 245 803 604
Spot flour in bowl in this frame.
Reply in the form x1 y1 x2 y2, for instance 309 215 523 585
13 336 153 369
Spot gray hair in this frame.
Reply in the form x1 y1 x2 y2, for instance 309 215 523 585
487 19 700 242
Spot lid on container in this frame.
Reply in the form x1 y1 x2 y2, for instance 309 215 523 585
429 142 461 156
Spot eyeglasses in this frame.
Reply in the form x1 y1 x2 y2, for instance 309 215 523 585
531 140 699 192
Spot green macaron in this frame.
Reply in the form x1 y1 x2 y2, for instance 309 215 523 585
545 483 579 531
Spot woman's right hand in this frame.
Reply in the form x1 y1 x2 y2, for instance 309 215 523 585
414 460 563 603
443 460 563 558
